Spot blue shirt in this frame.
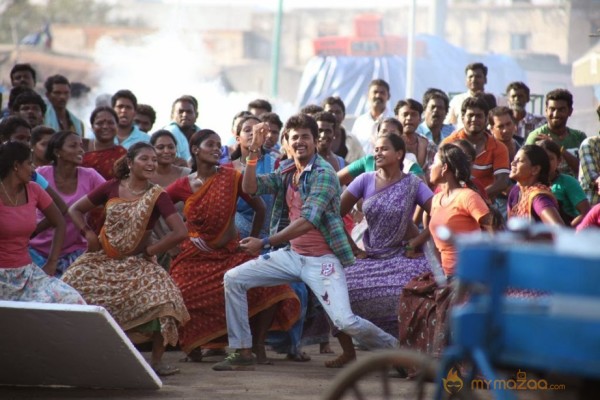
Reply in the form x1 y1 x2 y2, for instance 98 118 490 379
416 122 455 145
114 125 150 149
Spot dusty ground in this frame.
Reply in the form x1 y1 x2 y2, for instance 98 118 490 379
0 341 437 400
0 341 584 400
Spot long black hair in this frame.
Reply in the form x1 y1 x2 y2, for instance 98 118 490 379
189 129 220 172
520 144 551 186
230 115 263 161
0 141 31 179
113 142 156 180
438 143 483 197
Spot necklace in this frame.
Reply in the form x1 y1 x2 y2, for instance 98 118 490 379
126 179 150 196
195 166 218 185
0 180 19 206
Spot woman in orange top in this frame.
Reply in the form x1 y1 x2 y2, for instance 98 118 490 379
399 143 493 362
428 143 494 276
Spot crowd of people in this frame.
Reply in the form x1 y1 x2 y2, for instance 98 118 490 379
1 61 600 377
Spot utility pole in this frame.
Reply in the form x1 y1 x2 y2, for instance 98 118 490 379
405 0 416 99
271 0 284 98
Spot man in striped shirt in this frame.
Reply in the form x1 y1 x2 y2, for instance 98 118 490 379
442 95 510 200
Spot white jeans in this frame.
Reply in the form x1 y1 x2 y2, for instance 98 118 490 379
223 248 399 349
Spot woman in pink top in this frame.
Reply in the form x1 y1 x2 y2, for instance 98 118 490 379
29 131 106 278
0 141 84 304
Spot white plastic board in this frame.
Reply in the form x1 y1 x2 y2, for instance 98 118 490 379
0 300 161 389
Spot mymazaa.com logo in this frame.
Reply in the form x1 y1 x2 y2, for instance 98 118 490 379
442 368 463 394
443 367 566 393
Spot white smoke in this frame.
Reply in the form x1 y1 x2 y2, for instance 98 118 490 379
84 24 295 141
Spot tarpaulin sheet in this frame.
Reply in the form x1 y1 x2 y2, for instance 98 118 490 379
296 34 527 117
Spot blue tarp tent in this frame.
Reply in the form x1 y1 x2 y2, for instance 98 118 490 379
296 34 527 117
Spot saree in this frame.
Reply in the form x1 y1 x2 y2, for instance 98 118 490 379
82 146 127 180
1 263 85 304
62 185 190 346
343 173 431 337
169 167 300 353
508 183 557 220
82 145 127 233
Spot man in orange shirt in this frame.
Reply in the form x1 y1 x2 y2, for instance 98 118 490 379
442 96 509 199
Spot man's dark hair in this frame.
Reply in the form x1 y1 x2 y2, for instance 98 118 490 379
488 106 516 127
283 114 319 141
461 95 491 117
394 99 424 116
545 89 573 109
300 104 324 116
369 79 390 94
136 104 156 124
172 95 198 113
248 98 272 113
111 89 138 110
505 81 530 97
465 62 488 77
12 90 47 114
10 63 37 83
7 87 33 111
322 96 346 115
0 116 31 142
422 88 449 112
259 112 283 130
44 74 70 93
313 111 337 128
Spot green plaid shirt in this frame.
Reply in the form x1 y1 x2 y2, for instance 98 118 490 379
255 155 355 267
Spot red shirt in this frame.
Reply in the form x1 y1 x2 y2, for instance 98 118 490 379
286 184 333 257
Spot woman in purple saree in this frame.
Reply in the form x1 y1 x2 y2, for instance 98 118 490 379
325 134 434 368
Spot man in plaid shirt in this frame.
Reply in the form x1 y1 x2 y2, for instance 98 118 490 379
579 105 600 205
213 114 398 371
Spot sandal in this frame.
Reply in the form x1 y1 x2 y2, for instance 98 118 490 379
180 347 203 363
152 362 180 376
286 351 311 362
324 354 356 368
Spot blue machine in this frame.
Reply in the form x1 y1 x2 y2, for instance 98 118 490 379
435 231 600 399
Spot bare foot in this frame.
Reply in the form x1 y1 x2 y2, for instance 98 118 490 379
324 354 356 368
320 342 334 354
252 344 273 365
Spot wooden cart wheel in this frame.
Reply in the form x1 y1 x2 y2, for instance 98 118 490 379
322 349 439 400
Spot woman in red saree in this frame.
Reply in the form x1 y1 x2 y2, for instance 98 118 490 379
168 129 300 363
81 106 127 232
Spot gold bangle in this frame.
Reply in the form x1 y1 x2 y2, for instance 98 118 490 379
248 147 260 153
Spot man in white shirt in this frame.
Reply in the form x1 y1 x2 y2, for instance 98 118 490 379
446 63 488 129
351 79 393 155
